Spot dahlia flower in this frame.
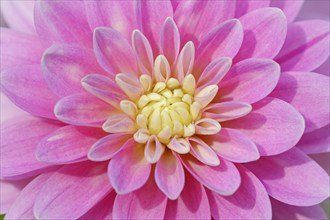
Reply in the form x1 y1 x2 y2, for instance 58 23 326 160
0 0 329 219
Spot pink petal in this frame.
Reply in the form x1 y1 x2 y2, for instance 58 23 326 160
275 20 330 72
5 172 53 220
80 191 116 220
0 1 35 34
34 161 112 219
144 136 165 164
270 0 304 23
194 19 243 73
235 8 287 62
180 154 241 195
0 117 61 180
88 133 132 161
296 125 330 154
115 73 144 101
54 93 112 127
207 165 271 220
235 0 271 18
164 172 211 219
102 114 136 133
188 137 220 166
203 101 252 122
113 176 167 219
155 151 185 200
132 30 154 75
225 97 305 156
160 17 180 66
0 28 43 71
108 139 151 194
245 147 330 206
270 71 330 132
42 43 105 97
36 126 105 164
271 198 327 220
34 0 92 47
194 118 221 135
196 58 232 90
216 58 280 104
81 74 125 109
174 41 195 82
204 128 260 163
174 1 236 45
84 1 136 40
135 1 173 54
0 178 32 213
1 64 59 119
1 93 29 123
93 27 138 75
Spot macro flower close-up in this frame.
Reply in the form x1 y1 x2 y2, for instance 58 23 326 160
0 0 329 219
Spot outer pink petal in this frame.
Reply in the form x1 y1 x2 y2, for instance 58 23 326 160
174 1 235 45
275 20 330 72
194 19 243 73
216 58 280 104
180 154 241 195
296 125 330 154
80 191 116 220
108 139 151 194
135 0 173 54
54 93 113 127
235 0 271 18
0 0 35 34
1 64 59 119
155 150 185 200
164 172 211 219
34 0 92 47
204 128 260 163
34 161 112 219
235 8 287 62
270 71 330 132
0 178 32 213
5 172 53 220
81 74 126 110
36 125 105 164
271 198 327 220
270 0 304 23
207 165 271 220
88 133 133 161
0 117 61 180
42 43 105 97
0 93 29 123
113 177 167 219
225 97 305 156
84 1 136 40
93 27 138 75
245 148 330 206
0 28 43 71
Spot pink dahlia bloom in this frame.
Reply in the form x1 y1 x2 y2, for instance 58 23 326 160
1 0 329 219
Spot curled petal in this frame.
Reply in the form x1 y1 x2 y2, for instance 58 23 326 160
195 118 221 135
154 55 171 82
144 136 165 164
167 137 190 154
88 133 132 161
160 17 180 66
132 30 154 75
203 101 252 122
194 85 218 108
102 114 136 133
174 41 195 82
188 137 220 166
115 73 144 101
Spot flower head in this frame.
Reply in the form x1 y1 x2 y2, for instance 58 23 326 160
1 0 329 219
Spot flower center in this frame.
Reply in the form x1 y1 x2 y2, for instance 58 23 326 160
132 75 200 144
